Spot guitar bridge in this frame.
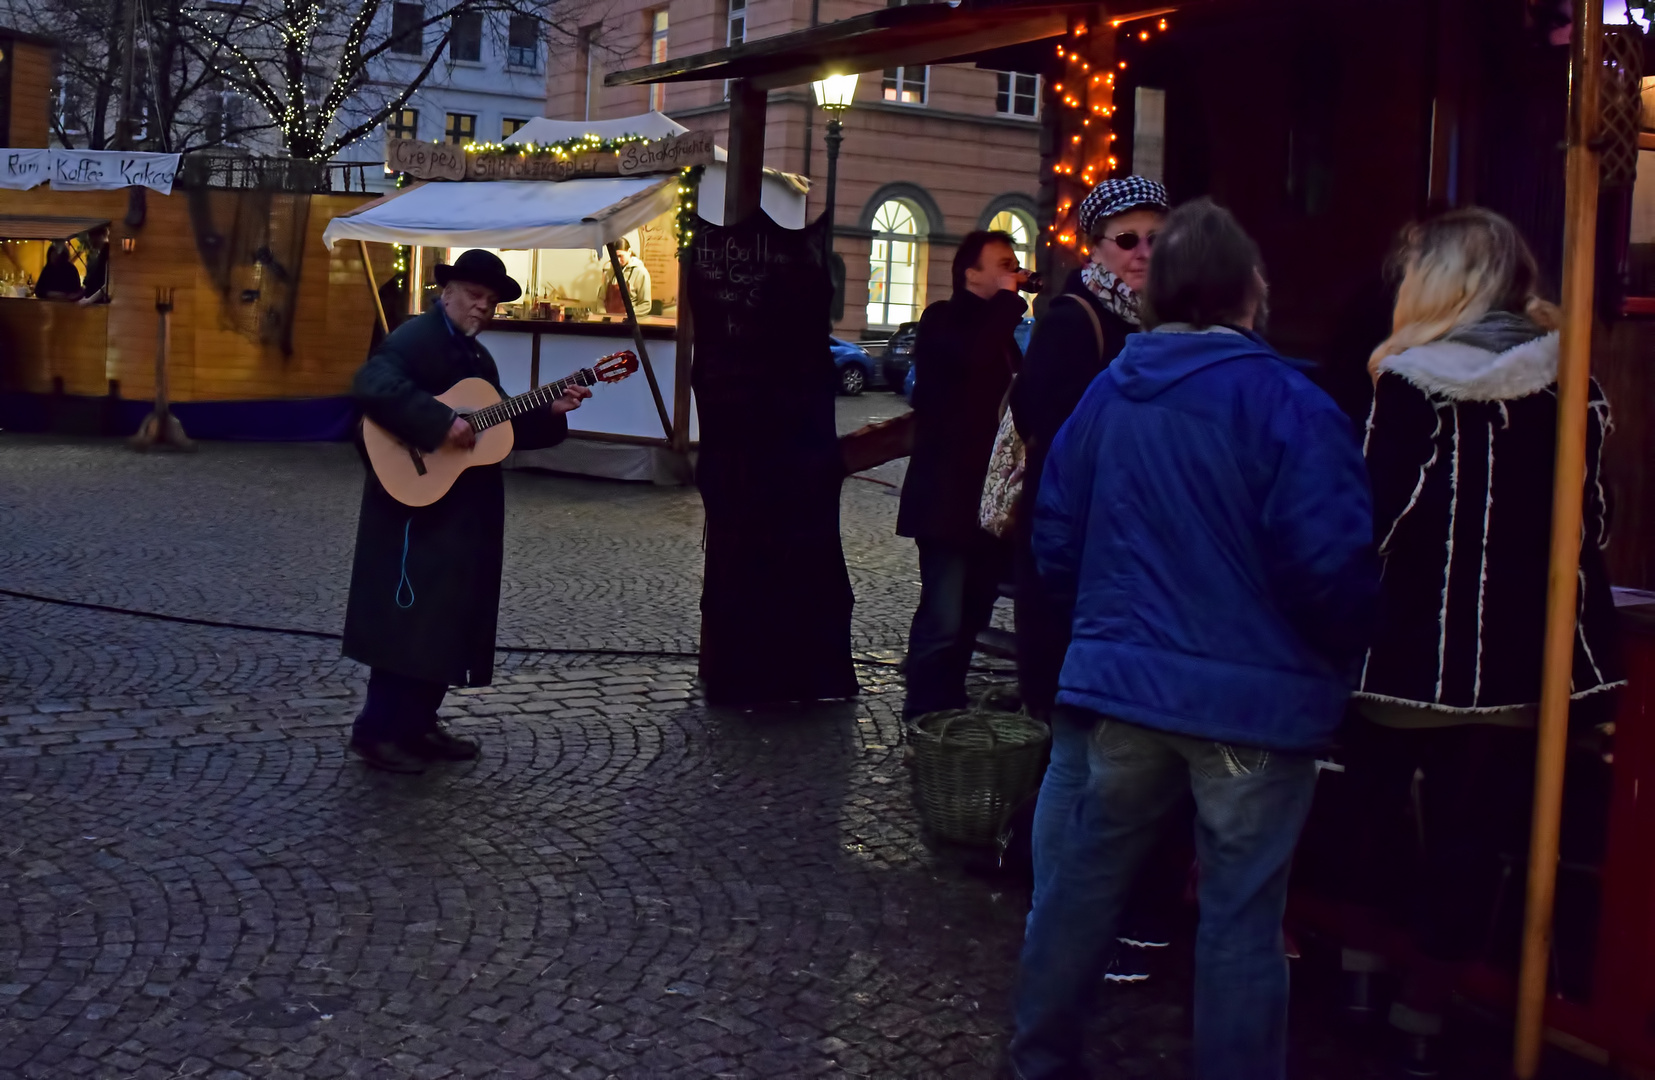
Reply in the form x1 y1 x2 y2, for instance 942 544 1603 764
408 447 428 476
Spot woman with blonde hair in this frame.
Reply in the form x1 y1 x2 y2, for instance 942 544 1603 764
1340 207 1622 1076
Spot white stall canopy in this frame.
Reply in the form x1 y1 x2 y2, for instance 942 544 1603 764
322 175 678 252
504 111 690 145
504 112 811 229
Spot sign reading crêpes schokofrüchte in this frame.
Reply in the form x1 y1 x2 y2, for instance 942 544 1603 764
385 129 717 183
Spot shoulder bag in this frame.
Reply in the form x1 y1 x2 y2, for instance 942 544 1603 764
977 294 1105 537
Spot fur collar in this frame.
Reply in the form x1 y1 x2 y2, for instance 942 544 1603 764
1376 331 1560 403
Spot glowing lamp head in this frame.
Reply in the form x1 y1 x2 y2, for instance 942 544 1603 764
812 73 859 111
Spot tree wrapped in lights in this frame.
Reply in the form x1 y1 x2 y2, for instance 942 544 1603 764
177 0 585 161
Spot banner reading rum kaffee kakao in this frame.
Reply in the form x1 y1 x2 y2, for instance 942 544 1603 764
0 150 181 194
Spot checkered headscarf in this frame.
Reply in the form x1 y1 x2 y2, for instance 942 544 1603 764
1078 176 1170 240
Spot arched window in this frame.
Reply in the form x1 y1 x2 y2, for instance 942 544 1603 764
867 199 926 328
989 208 1037 270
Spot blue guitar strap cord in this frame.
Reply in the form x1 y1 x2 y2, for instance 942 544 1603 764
395 517 416 609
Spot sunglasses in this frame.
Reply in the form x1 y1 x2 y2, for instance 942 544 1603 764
1102 231 1157 251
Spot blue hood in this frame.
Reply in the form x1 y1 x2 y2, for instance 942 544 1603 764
1110 329 1312 402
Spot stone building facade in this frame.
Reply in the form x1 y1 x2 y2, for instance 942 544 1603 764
545 0 1043 339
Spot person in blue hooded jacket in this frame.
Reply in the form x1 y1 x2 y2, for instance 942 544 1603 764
1008 199 1377 1080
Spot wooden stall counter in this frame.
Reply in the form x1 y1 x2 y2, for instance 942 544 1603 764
0 294 109 395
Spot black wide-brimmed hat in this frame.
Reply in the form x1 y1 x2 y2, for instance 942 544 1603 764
434 248 522 303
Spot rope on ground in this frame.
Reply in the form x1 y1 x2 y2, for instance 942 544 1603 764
0 585 936 668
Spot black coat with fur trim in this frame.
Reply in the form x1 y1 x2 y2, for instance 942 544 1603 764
1356 330 1622 712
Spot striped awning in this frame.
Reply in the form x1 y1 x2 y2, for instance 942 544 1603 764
0 215 109 240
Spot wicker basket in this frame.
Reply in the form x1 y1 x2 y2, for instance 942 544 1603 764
908 708 1051 846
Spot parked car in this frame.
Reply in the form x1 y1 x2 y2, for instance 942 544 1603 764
830 337 875 395
880 322 919 392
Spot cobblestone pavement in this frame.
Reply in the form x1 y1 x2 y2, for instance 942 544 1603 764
0 403 1604 1079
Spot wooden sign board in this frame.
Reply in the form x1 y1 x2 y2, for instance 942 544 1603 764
386 130 719 183
465 150 618 181
386 139 465 181
618 130 717 175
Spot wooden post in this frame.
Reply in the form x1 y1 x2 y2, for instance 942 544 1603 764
1513 1 1602 1075
725 80 768 224
607 241 674 441
359 240 388 334
672 171 699 457
131 288 192 451
408 245 424 315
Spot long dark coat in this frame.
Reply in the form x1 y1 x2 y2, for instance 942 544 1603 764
1358 330 1622 713
1009 272 1135 717
342 308 567 687
896 287 1028 543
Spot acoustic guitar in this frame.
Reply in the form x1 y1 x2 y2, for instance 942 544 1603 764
363 350 639 507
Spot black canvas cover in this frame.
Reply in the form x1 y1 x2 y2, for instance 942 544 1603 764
687 211 858 705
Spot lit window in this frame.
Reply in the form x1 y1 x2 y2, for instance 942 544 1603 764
867 199 926 327
882 66 927 106
444 112 476 145
996 71 1038 118
989 209 1036 270
502 117 529 140
649 10 669 111
386 108 419 141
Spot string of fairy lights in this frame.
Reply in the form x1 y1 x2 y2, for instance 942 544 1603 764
1047 13 1171 252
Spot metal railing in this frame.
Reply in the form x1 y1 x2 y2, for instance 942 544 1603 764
175 155 382 194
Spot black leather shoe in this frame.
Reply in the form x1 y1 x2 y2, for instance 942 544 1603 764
410 726 481 762
349 736 428 774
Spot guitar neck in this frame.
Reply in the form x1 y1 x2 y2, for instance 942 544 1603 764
467 369 595 432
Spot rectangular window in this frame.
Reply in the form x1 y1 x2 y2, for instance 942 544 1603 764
723 0 745 99
204 85 247 147
649 10 669 112
450 11 483 62
444 112 476 145
54 75 85 136
502 116 528 139
507 15 539 68
882 66 927 106
386 107 419 141
389 2 424 55
995 71 1038 118
727 0 745 45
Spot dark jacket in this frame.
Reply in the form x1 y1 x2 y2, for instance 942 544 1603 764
1357 328 1623 712
1008 272 1136 717
342 307 567 687
897 287 1028 542
1035 327 1378 751
1011 271 1135 549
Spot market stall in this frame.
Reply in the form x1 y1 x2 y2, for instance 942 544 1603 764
320 113 808 482
0 149 385 439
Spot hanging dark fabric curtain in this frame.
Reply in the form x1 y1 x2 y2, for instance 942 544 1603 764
688 210 858 706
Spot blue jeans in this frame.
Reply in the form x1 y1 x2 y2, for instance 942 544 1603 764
1011 707 1318 1080
1029 711 1191 935
903 537 1004 719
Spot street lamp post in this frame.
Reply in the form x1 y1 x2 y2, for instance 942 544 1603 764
811 73 858 261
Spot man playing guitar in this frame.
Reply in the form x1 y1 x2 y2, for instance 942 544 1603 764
342 249 590 774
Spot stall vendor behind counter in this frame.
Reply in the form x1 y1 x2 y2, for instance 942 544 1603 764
600 238 652 314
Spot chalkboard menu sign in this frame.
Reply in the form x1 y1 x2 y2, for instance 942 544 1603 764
688 211 857 705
